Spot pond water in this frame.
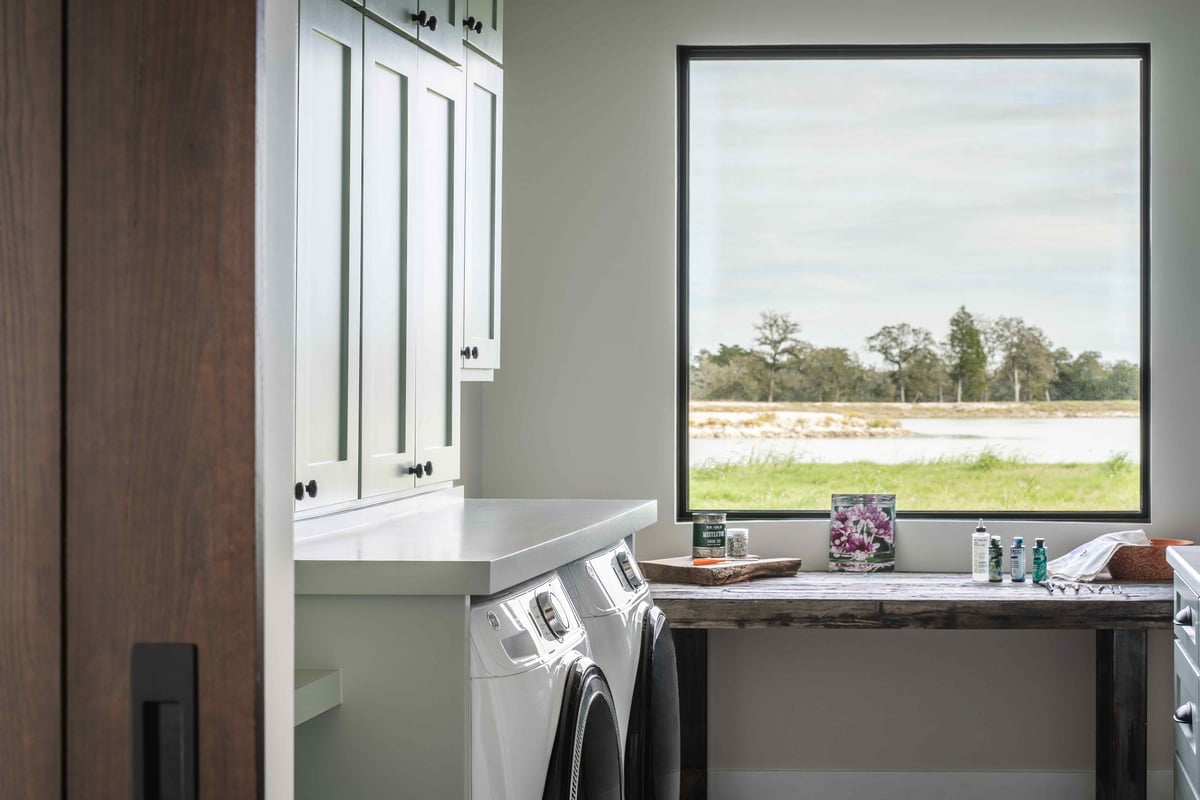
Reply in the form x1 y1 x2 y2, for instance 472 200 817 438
688 417 1141 467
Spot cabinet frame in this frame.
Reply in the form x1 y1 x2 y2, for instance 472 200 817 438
462 50 503 373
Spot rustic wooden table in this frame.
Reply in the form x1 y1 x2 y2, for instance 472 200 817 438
651 572 1174 800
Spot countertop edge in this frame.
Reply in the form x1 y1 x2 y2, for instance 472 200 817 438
1168 546 1200 591
295 498 658 597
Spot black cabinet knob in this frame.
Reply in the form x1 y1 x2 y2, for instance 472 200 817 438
427 14 438 31
305 479 318 498
464 16 483 33
412 10 437 30
470 346 479 359
461 347 471 359
1176 607 1194 626
294 482 304 501
424 461 434 477
408 464 425 478
1175 702 1194 726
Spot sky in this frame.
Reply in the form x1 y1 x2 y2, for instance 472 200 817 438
688 57 1143 366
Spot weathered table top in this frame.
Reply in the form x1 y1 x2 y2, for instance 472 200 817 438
650 572 1173 630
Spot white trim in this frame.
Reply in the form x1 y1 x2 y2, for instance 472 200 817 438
707 769 1173 800
257 0 298 795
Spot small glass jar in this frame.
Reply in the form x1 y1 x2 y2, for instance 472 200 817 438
692 512 727 558
726 528 750 559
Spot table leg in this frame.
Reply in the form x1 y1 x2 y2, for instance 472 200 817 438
1096 628 1148 800
675 628 708 800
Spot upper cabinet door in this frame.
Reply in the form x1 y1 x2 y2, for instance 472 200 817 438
418 0 464 64
463 51 502 371
360 19 420 498
296 0 363 511
367 0 462 64
464 0 502 64
414 51 465 486
364 0 419 40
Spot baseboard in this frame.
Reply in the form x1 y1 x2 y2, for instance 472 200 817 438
706 769 1173 800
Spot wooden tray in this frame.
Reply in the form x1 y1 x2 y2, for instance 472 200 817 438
640 556 803 586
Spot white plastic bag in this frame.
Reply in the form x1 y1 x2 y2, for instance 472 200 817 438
1046 529 1151 582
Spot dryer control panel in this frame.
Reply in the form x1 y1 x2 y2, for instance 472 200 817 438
560 540 649 618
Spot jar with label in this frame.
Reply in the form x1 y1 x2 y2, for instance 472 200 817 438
726 528 750 559
692 512 727 558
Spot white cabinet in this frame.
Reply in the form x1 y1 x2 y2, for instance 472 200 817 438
461 50 502 375
414 51 465 484
1177 571 1200 798
296 0 469 512
360 17 419 499
295 0 494 512
463 0 502 64
367 0 463 65
295 0 363 509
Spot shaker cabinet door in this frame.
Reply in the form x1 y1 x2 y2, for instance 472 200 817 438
413 51 464 486
462 50 502 372
361 18 420 498
296 0 363 510
464 0 502 64
417 0 464 64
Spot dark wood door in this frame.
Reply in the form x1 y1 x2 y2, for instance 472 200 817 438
0 2 63 797
65 0 261 797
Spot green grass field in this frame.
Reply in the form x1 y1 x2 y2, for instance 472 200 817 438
689 451 1141 512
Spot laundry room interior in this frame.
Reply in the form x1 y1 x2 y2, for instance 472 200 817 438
6 0 1200 799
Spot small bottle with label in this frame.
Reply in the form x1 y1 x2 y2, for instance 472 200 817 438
988 535 1004 583
1032 537 1048 583
1010 536 1026 582
971 520 990 583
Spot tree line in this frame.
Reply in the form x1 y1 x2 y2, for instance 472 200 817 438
691 307 1141 404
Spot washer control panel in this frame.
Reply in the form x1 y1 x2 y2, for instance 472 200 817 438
470 574 585 677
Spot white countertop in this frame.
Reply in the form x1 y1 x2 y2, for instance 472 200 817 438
294 495 658 596
1168 546 1200 590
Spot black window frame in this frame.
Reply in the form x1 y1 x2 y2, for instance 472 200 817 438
676 43 1151 523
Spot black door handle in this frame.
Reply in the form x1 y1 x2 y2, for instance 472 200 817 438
464 16 483 33
424 461 433 477
408 464 425 478
132 644 197 800
305 479 318 498
294 482 304 501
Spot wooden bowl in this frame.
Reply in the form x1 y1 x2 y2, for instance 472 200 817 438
1107 539 1193 581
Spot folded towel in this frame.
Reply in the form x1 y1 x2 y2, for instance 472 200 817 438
1046 530 1151 581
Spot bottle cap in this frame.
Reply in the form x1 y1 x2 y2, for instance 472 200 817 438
976 519 987 533
990 535 1001 546
1012 536 1023 547
1035 538 1046 547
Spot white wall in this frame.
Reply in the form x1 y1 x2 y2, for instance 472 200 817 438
482 0 1200 789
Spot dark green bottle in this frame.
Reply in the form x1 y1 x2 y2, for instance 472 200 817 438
988 535 1003 582
1033 537 1048 583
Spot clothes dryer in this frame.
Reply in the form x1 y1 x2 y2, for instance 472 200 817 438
559 542 680 800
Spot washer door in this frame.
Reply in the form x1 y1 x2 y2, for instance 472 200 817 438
625 606 680 800
543 658 624 800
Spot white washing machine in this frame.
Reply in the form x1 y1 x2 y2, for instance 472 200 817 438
470 572 624 800
559 541 680 800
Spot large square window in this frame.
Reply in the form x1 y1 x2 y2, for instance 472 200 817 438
678 45 1149 520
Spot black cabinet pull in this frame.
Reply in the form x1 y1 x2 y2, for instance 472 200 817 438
305 479 318 498
470 346 479 359
412 10 437 30
464 16 483 33
1175 702 1194 725
424 461 433 477
408 464 425 478
294 482 304 501
1176 607 1193 626
461 346 472 359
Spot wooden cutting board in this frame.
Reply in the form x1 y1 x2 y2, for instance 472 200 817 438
640 556 803 586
